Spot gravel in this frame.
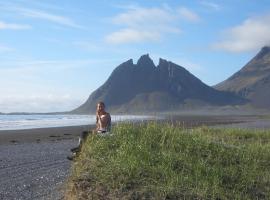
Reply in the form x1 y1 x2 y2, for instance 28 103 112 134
0 139 77 200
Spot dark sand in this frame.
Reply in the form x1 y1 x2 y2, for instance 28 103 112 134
0 125 94 145
0 125 94 200
1 115 270 200
0 140 74 200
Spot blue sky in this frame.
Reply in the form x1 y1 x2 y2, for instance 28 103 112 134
0 0 270 112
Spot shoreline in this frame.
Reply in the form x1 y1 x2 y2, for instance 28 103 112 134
0 125 94 145
1 114 269 145
1 115 270 199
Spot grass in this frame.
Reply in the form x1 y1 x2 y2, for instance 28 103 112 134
259 114 270 119
65 122 270 200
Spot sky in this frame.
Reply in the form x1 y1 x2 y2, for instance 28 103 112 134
0 0 270 113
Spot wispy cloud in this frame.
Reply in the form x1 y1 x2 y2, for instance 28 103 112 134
106 29 161 44
177 7 200 22
200 1 221 11
213 14 270 53
110 6 175 27
14 7 83 29
105 5 200 44
0 1 83 29
0 20 31 30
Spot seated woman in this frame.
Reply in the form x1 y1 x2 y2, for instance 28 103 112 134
95 101 111 134
68 101 111 160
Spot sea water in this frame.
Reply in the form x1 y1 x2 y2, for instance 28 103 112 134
0 114 154 130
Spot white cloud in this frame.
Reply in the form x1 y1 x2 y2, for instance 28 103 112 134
105 5 197 44
200 1 221 11
177 7 200 22
19 8 83 28
0 1 84 29
213 14 270 53
111 6 175 27
1 3 84 29
106 29 161 44
0 20 31 30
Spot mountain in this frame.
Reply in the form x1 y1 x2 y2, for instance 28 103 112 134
72 54 244 114
215 46 270 108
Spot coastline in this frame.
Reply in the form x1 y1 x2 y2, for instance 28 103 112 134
1 115 270 199
0 114 269 145
0 125 94 145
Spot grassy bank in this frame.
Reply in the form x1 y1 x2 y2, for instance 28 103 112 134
65 123 270 199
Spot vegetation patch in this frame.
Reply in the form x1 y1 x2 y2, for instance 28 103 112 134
65 123 270 199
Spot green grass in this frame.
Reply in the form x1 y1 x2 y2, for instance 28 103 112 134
66 123 270 200
259 115 270 119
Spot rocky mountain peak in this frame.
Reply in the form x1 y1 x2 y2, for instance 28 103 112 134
215 46 270 108
125 59 134 65
137 54 155 68
158 58 168 67
71 54 244 114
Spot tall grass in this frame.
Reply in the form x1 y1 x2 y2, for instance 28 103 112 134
66 122 270 199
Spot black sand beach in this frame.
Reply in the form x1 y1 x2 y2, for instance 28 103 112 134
0 125 93 145
0 125 93 200
1 115 270 199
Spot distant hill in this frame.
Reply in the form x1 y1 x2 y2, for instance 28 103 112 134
72 54 244 114
215 46 270 108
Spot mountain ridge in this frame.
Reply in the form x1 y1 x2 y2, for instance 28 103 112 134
215 46 270 108
72 54 244 114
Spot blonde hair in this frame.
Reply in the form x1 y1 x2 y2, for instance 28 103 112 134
97 101 105 107
96 101 106 123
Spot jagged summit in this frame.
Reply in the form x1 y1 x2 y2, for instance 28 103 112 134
137 54 155 68
72 55 244 114
158 58 168 66
125 58 134 65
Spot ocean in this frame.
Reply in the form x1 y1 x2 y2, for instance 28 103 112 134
0 114 154 130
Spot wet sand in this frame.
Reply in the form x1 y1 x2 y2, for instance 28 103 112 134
1 115 270 199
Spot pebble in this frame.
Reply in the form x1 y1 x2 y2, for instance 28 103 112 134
0 139 77 200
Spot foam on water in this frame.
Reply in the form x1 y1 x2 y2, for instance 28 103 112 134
0 114 154 130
